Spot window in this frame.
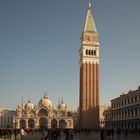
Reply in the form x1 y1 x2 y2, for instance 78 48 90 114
91 50 94 55
128 99 130 104
119 102 120 107
125 100 126 105
135 96 137 102
111 103 113 108
89 50 90 55
131 97 133 103
86 49 88 55
135 108 137 116
131 109 133 116
122 111 124 118
128 109 130 117
125 110 127 117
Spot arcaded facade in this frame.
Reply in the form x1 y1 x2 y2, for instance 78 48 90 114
104 86 140 130
15 95 73 129
0 109 16 128
79 2 100 129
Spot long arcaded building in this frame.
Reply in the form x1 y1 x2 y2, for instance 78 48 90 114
104 86 140 130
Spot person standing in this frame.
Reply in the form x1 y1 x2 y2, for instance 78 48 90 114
60 129 66 140
100 129 105 140
20 128 25 140
14 129 18 140
41 129 48 140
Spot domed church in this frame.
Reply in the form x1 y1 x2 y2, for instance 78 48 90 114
15 94 73 129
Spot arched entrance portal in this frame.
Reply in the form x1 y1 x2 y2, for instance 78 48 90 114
39 117 47 129
38 109 48 117
28 119 35 129
51 119 57 129
59 120 66 129
20 120 26 128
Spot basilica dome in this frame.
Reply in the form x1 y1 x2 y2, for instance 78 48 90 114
38 95 53 108
24 100 34 110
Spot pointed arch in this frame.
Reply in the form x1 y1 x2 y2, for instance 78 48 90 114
94 50 96 55
28 118 35 129
38 109 48 117
19 119 26 128
91 50 94 55
89 50 91 55
59 119 66 129
51 119 57 129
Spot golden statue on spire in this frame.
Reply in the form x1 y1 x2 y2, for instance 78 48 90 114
88 0 92 9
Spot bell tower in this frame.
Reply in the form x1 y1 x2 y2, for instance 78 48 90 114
79 2 100 129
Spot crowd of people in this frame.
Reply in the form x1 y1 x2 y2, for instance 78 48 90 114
41 128 74 140
0 128 31 140
0 127 140 140
0 128 14 139
100 128 140 140
0 128 74 140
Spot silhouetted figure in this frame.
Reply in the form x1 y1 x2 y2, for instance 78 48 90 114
42 129 49 140
100 129 105 140
111 128 114 139
124 129 129 140
14 129 18 140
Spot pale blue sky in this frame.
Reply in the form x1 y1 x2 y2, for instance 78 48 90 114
0 0 140 110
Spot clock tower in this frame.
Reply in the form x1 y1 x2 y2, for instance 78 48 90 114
79 2 100 129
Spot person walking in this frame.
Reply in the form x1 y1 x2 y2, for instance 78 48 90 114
20 128 25 140
100 129 105 140
41 129 49 140
60 129 66 140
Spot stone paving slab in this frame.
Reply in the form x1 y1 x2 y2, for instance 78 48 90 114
0 132 140 140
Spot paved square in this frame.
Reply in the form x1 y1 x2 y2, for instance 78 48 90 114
1 131 140 140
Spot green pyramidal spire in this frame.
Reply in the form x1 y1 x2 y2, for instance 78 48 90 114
83 2 97 33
